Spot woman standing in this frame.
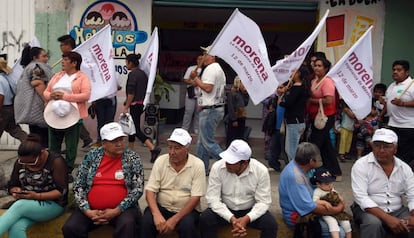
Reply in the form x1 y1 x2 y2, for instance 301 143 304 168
280 65 311 161
0 134 68 238
15 46 53 148
307 57 342 179
226 76 249 146
123 53 161 163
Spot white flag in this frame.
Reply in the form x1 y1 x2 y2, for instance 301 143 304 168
327 26 373 120
272 10 329 84
208 9 278 105
9 37 41 85
74 24 117 102
140 27 159 107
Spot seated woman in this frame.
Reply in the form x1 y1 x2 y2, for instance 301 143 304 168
0 134 68 237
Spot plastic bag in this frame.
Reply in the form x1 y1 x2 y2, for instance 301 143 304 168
119 113 136 135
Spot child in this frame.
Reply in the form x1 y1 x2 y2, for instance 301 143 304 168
372 83 388 127
338 100 356 162
354 106 378 158
311 167 352 238
262 96 281 171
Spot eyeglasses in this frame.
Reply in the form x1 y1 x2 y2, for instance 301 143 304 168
18 156 39 166
372 142 394 150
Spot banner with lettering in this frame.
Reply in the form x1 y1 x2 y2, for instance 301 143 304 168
208 8 278 105
272 10 329 84
318 0 384 83
140 27 159 107
327 26 373 120
74 24 117 102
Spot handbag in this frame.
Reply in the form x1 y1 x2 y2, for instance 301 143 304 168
187 85 196 99
314 99 328 130
119 113 136 135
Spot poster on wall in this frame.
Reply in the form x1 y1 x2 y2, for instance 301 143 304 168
317 0 384 83
70 0 152 77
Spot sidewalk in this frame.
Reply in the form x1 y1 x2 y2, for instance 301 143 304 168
0 119 356 216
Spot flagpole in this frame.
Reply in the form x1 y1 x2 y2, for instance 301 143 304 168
51 58 62 69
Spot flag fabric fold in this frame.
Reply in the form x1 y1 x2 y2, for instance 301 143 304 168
327 26 374 120
140 27 159 108
208 8 278 105
272 10 330 84
74 24 117 102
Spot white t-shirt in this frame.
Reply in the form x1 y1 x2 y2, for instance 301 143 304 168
53 73 77 93
386 76 414 128
183 65 201 98
198 62 225 107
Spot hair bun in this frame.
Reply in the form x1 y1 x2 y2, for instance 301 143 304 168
136 53 141 60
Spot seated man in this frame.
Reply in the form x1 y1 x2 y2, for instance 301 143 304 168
200 139 278 238
141 128 206 238
279 142 346 238
62 122 144 237
351 128 414 237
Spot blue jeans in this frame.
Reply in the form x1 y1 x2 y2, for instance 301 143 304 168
0 199 63 238
95 97 117 141
197 107 224 173
285 123 305 162
320 219 345 238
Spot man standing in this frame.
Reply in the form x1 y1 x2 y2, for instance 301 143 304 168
279 142 346 237
0 57 27 142
200 140 278 238
385 60 414 165
193 46 226 173
62 122 143 237
141 128 206 238
351 128 414 237
181 55 203 134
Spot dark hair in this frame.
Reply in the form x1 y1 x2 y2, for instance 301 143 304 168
296 65 311 98
295 142 321 165
310 51 326 59
373 83 387 94
315 57 331 71
20 46 45 67
57 35 76 49
392 60 410 71
18 134 43 157
126 53 141 67
62 52 82 70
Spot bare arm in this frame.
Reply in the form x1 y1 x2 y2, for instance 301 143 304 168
194 77 213 93
31 79 47 103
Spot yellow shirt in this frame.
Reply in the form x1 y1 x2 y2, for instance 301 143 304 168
145 153 206 212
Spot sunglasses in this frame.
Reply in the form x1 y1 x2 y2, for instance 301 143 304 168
18 156 39 166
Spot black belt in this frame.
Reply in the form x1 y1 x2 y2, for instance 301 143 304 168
285 118 304 124
201 104 223 110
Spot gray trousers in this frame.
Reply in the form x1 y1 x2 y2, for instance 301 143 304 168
351 203 414 238
181 96 198 132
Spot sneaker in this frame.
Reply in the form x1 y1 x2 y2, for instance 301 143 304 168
150 147 161 163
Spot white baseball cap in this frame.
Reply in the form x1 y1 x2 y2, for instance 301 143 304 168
219 140 252 164
167 128 192 146
372 128 398 144
100 122 126 141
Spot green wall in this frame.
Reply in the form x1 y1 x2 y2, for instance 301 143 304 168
381 1 414 85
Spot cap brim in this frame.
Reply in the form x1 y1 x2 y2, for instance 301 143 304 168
44 101 80 129
220 150 241 164
103 132 126 141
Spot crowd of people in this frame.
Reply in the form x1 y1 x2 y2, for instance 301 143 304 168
1 33 414 238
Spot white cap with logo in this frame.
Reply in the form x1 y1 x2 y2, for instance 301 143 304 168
100 122 127 141
167 128 192 146
372 128 398 144
219 139 252 164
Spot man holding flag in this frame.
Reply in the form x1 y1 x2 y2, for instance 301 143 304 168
193 46 226 174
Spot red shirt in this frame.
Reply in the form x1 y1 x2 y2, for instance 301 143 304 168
88 154 127 210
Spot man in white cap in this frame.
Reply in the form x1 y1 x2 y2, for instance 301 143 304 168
142 128 206 238
192 46 226 174
62 122 143 237
199 139 277 238
351 128 414 237
0 56 27 142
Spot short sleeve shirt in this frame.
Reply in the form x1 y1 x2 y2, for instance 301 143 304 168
198 62 226 106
